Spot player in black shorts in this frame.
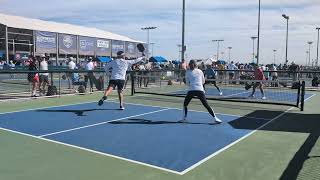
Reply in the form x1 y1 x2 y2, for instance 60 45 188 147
98 51 145 110
204 64 222 96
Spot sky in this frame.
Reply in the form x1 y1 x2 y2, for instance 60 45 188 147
1 0 320 65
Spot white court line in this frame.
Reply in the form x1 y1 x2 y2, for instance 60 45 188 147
303 93 316 103
180 106 294 175
39 108 169 138
0 127 182 175
0 98 117 115
223 91 250 98
120 101 273 121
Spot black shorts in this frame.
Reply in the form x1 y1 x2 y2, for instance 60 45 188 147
109 80 125 91
39 75 49 84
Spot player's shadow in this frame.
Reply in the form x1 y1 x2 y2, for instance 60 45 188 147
229 110 320 180
36 109 121 116
109 118 219 125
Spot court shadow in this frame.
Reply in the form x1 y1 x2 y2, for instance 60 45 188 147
229 110 320 180
36 109 121 116
109 118 219 125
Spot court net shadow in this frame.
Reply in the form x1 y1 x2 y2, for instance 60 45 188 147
36 109 121 116
229 110 320 180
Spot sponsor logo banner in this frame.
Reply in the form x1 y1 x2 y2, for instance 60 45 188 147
112 40 125 56
36 31 57 53
125 42 137 58
96 39 111 56
59 34 77 54
79 36 95 55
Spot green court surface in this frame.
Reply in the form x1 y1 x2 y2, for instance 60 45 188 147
0 90 319 180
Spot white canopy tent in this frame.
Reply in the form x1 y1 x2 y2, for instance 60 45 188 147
0 13 141 43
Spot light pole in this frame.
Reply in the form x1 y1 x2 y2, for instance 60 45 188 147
316 27 320 67
251 36 258 63
306 51 309 67
141 26 157 60
228 47 232 63
150 42 155 57
181 0 186 63
273 49 277 65
282 14 289 65
212 40 224 61
308 41 313 67
177 44 182 61
257 0 261 65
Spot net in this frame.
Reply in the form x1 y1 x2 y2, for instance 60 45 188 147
131 70 305 110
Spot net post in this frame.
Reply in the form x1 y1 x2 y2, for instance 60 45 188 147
58 72 61 97
300 81 305 111
296 81 301 107
131 71 134 96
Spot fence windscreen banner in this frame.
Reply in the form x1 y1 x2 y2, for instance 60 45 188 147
111 40 125 57
96 39 111 56
125 42 137 58
79 36 95 56
59 34 77 54
35 31 57 54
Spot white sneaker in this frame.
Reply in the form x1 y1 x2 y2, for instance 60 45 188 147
120 106 125 110
213 116 222 124
219 92 223 96
261 96 267 100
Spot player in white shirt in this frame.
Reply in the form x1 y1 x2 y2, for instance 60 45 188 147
180 60 222 124
98 51 145 110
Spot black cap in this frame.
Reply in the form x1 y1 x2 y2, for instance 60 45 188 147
117 51 125 56
189 60 196 65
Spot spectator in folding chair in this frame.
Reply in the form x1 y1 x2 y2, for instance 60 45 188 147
71 72 86 93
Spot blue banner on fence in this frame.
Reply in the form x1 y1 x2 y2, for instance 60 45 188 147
59 34 77 54
111 40 125 57
96 39 111 56
36 31 57 54
79 36 95 56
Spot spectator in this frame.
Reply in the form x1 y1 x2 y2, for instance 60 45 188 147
270 64 278 87
9 60 16 78
67 57 76 89
227 61 237 81
39 55 49 95
0 60 4 70
84 57 95 92
26 56 39 97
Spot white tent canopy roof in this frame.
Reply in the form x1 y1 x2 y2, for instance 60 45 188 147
0 13 143 43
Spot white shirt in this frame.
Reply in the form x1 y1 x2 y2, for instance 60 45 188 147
68 61 76 70
186 68 205 92
104 57 144 80
85 61 94 71
227 63 237 73
39 60 49 76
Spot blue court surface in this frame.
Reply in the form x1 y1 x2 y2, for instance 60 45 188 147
0 101 275 172
173 87 313 103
